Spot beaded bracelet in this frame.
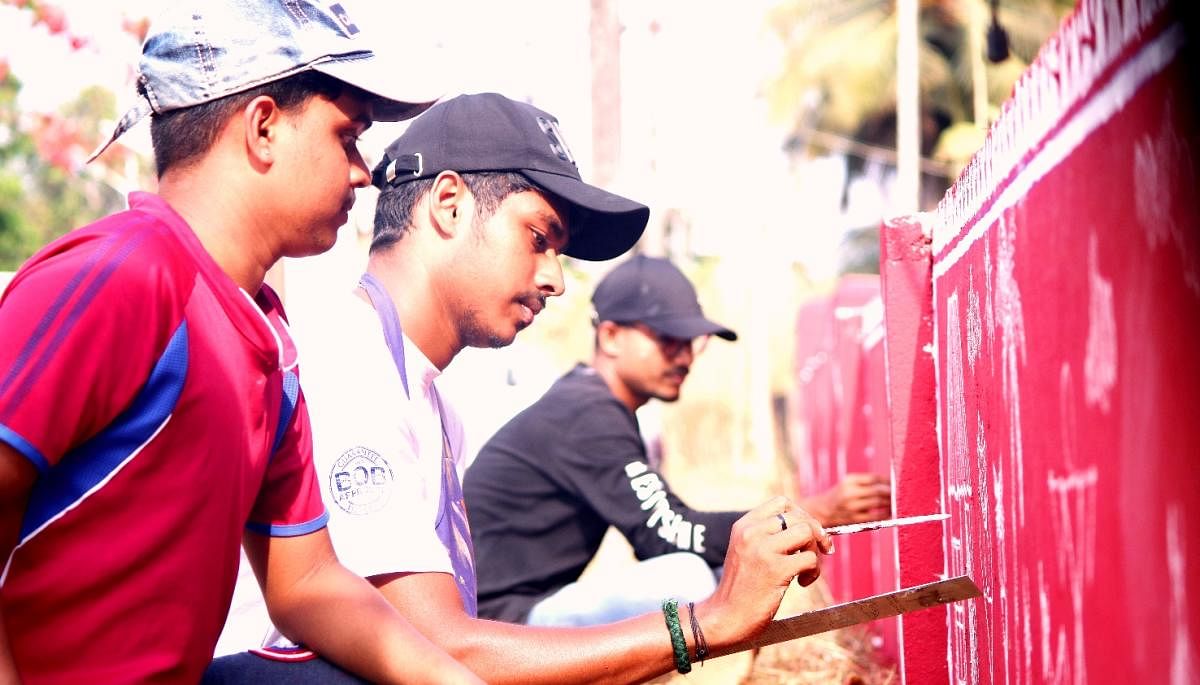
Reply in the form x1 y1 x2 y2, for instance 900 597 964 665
661 598 692 674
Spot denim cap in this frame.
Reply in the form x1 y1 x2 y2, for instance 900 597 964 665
371 92 649 261
89 0 439 162
592 255 737 341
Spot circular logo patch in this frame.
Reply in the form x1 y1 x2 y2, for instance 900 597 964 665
328 446 394 515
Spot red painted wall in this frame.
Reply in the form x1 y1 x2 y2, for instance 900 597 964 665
793 3 1200 682
879 215 946 683
927 1 1200 682
789 275 900 662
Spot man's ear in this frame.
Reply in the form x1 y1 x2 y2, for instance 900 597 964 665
426 170 469 238
242 95 282 170
595 320 624 357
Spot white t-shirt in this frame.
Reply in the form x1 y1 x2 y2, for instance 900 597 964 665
306 293 467 578
214 290 467 654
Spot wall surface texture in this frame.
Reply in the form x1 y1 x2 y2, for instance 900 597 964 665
929 1 1199 682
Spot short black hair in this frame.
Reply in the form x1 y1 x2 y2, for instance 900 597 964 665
149 71 352 178
369 172 539 254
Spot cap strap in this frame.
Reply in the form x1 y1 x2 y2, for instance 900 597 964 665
87 99 152 164
375 153 423 187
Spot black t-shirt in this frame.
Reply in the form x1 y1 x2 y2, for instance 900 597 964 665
464 364 743 623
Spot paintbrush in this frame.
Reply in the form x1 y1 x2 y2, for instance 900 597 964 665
825 512 949 536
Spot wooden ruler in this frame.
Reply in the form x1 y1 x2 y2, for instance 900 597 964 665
709 575 981 658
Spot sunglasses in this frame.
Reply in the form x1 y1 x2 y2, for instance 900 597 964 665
620 322 710 358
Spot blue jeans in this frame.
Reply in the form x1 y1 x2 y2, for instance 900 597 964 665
526 552 718 627
202 652 369 684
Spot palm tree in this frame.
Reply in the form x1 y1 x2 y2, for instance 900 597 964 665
765 0 1074 210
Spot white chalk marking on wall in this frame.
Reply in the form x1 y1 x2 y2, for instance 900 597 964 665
974 410 995 681
993 462 1011 685
1084 234 1118 413
1134 102 1177 250
967 266 982 372
1022 567 1033 684
984 239 996 377
996 211 1027 528
1037 562 1060 682
1168 505 1197 685
933 22 1186 279
946 290 971 498
1134 98 1200 297
1047 463 1099 685
944 288 975 684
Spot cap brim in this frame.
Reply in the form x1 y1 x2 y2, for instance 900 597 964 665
314 56 440 122
521 170 648 261
645 315 738 342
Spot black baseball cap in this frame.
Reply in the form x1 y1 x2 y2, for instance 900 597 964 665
592 256 737 341
371 92 649 261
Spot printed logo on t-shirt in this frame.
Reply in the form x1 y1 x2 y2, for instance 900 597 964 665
329 446 394 515
624 460 708 553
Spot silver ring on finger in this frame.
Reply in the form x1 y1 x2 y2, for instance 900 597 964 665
777 512 788 532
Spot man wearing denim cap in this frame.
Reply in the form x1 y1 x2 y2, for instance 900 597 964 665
465 256 889 628
209 92 832 684
0 2 482 683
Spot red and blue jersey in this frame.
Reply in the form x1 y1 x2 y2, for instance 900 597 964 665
0 192 328 684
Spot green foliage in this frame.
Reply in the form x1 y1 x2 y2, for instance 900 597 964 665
767 0 1075 195
0 75 126 270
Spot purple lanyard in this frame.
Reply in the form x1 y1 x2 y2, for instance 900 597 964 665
358 273 478 616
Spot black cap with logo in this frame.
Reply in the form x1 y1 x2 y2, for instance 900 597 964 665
592 255 737 341
371 92 648 261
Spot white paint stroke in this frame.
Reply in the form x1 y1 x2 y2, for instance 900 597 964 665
967 265 982 372
995 211 1027 527
1134 98 1200 297
1084 234 1118 413
1047 464 1099 685
1168 505 1197 685
933 22 1186 279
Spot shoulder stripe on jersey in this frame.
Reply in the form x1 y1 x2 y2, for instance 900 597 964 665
0 424 49 474
245 511 329 538
0 231 126 414
19 321 189 542
1 230 151 425
270 370 300 456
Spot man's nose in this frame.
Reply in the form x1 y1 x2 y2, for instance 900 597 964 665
349 148 371 189
538 254 566 297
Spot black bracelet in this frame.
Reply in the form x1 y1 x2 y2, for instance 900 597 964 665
661 598 691 674
687 601 709 666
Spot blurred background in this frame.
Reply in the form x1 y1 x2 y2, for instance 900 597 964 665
0 0 1075 680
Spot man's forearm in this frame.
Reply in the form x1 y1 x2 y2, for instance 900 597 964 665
249 532 482 685
273 567 479 684
378 575 688 685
